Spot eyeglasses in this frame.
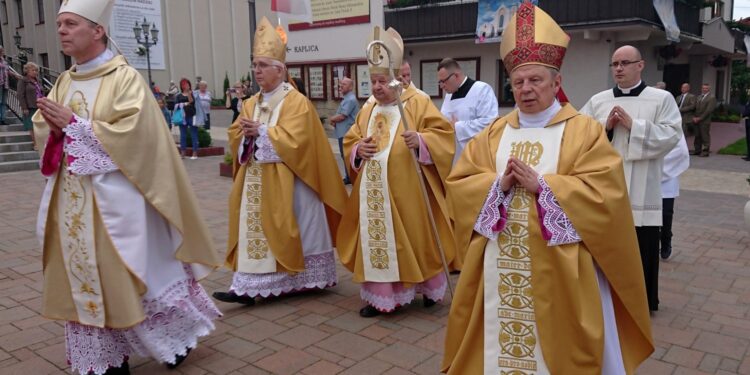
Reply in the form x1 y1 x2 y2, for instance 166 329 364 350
609 60 642 68
438 72 456 85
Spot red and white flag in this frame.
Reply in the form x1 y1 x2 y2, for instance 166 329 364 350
271 0 313 24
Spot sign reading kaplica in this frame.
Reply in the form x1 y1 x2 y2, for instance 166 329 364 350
288 0 370 31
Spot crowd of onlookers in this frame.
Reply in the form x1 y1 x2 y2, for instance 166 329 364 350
152 77 256 159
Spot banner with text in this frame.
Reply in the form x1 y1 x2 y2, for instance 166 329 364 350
288 0 370 31
475 0 536 44
109 0 166 71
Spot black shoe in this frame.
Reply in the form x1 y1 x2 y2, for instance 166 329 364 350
167 348 191 370
660 245 672 260
343 177 351 185
212 291 255 305
742 156 750 161
690 150 701 156
92 361 130 375
423 296 437 308
699 152 709 157
359 305 381 318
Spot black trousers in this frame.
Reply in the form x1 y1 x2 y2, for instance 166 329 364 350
661 198 675 250
636 226 660 311
745 118 750 156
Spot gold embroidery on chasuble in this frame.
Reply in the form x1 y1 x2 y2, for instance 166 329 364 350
237 83 291 274
58 80 106 327
359 104 401 282
483 123 566 375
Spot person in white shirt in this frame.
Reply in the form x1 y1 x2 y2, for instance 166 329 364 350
437 58 498 164
580 45 682 312
660 134 689 260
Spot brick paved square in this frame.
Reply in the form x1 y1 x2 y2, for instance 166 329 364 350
0 140 748 374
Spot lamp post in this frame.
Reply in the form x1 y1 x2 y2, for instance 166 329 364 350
133 17 159 89
13 31 33 65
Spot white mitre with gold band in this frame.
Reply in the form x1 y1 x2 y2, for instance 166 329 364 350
58 0 115 31
368 26 404 76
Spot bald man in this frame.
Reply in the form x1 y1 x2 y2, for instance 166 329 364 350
330 77 360 184
581 45 682 312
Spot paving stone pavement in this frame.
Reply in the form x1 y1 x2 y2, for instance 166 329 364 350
0 129 749 374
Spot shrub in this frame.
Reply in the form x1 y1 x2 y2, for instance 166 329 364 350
186 127 212 148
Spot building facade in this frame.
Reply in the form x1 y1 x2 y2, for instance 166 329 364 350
0 0 253 96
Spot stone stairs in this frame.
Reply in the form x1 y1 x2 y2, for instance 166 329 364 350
0 118 39 173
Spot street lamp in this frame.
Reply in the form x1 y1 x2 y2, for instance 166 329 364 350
13 31 33 65
133 17 159 88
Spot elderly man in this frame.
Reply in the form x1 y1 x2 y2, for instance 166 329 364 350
437 57 498 164
581 45 682 312
398 60 428 97
442 4 653 374
213 17 347 305
330 77 360 184
33 1 222 373
676 82 697 136
692 83 717 156
337 26 455 318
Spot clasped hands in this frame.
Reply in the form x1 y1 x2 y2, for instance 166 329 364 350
356 131 420 160
500 157 540 193
240 118 261 138
36 97 74 139
606 105 632 131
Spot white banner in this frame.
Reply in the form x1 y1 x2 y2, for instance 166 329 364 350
653 0 681 43
109 0 166 71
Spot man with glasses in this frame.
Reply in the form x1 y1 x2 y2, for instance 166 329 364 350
581 45 682 312
437 58 498 165
214 17 347 306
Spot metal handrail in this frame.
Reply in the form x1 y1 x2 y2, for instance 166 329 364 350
3 56 61 120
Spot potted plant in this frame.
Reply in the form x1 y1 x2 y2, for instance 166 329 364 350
220 152 233 178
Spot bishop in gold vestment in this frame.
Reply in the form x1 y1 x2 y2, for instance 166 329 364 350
214 18 347 304
441 3 653 374
336 27 455 317
34 2 222 374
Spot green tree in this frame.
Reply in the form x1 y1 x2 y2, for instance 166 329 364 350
731 60 750 105
223 72 230 102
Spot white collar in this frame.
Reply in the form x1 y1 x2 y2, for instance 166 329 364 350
617 80 642 94
261 82 284 102
518 100 562 129
76 49 115 73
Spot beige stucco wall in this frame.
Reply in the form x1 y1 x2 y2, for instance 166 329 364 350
2 0 252 96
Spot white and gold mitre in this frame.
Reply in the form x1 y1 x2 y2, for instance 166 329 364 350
58 0 115 31
368 26 404 76
253 16 287 63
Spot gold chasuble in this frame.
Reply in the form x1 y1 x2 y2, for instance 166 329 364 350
337 88 455 284
33 56 221 328
441 105 653 374
226 87 347 274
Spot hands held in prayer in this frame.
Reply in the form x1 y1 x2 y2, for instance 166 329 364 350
36 98 72 139
500 157 540 193
606 105 632 131
357 136 378 160
402 131 420 149
240 118 261 138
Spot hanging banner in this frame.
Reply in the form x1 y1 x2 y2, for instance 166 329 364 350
475 0 537 44
109 0 166 71
653 0 681 42
288 0 370 31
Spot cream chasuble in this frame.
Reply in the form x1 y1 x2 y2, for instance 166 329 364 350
358 104 402 282
483 122 565 374
58 78 106 328
237 85 290 274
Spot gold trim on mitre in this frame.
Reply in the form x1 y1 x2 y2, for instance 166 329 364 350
58 0 115 31
368 26 404 76
253 17 287 63
499 2 569 73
